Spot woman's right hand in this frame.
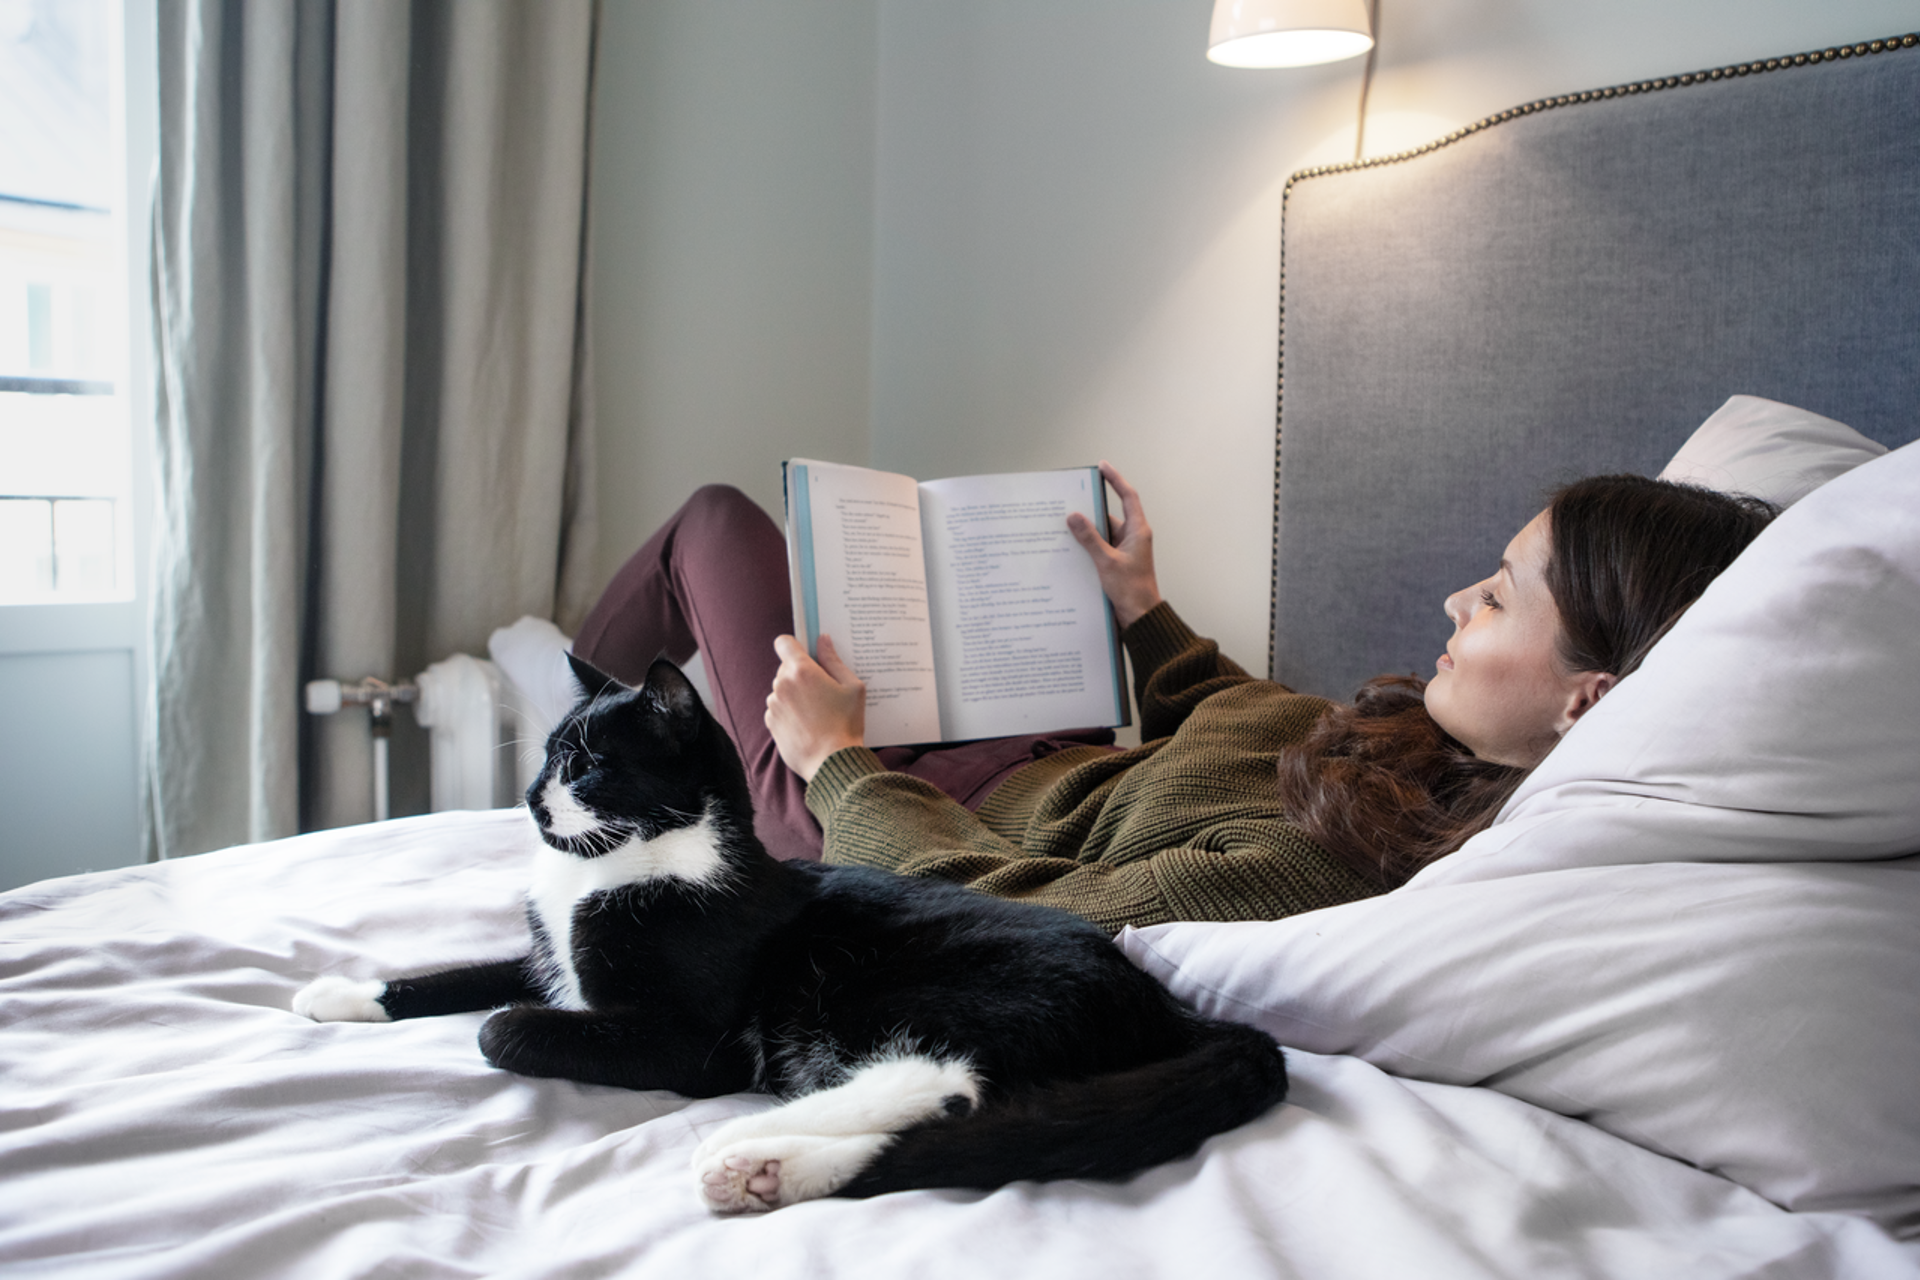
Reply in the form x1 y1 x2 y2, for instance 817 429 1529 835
1068 461 1164 630
765 633 867 783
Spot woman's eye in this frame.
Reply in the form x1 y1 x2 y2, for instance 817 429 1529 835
1479 589 1501 610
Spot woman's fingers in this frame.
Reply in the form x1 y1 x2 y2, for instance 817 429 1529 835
1069 462 1146 555
814 633 860 685
771 632 809 668
1100 461 1147 542
765 634 866 781
1071 460 1163 630
1101 460 1140 506
1067 509 1112 557
1101 462 1150 546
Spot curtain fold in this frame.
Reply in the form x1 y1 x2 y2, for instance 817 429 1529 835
147 0 598 859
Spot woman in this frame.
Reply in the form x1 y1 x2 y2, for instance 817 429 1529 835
572 463 1774 932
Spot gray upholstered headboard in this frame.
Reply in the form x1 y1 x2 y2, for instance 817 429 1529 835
1270 33 1920 698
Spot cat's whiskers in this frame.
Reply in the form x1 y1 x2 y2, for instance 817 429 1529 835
503 732 552 776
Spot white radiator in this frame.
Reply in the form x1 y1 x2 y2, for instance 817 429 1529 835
413 654 543 812
305 630 564 820
305 616 699 823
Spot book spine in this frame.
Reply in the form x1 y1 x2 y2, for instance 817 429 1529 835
1087 467 1130 728
788 463 822 651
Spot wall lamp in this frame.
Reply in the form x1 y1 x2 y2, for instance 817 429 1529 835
1207 0 1374 69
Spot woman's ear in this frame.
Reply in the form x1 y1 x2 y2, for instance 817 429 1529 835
1556 671 1619 732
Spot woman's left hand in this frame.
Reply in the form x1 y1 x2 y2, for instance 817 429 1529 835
1068 460 1163 630
766 633 867 782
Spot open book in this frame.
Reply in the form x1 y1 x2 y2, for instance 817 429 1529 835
783 460 1131 747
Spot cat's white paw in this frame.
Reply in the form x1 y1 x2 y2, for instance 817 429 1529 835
697 1151 785 1214
292 975 390 1022
689 1055 979 1212
693 1133 888 1213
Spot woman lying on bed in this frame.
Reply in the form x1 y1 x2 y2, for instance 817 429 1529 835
570 463 1773 933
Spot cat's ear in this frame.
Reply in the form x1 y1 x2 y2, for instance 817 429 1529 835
566 652 624 704
643 656 704 726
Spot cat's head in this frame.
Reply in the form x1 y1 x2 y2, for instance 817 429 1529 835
525 654 756 859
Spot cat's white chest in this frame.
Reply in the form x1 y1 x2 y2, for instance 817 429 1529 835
527 805 728 1010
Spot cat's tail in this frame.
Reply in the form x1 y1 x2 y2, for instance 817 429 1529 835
837 1018 1287 1199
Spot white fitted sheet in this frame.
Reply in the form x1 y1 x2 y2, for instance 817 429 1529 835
2 809 1912 1280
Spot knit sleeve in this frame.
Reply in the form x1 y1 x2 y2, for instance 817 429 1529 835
1122 602 1256 741
806 748 1375 935
806 745 1025 872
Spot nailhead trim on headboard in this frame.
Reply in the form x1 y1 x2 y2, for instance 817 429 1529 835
1267 31 1920 678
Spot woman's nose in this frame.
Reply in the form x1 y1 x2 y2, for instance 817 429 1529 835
1443 586 1470 629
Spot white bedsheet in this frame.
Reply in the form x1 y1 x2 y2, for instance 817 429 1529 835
2 810 1912 1280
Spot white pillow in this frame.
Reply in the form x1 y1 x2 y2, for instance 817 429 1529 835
485 616 720 739
487 615 582 737
1120 855 1920 1234
1121 439 1920 1237
1658 394 1886 506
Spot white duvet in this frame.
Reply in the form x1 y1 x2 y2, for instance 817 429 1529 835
2 809 1912 1280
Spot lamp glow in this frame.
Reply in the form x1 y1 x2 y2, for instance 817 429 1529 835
1208 0 1374 69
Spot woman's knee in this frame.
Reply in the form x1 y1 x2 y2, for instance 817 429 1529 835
681 484 780 543
687 483 757 517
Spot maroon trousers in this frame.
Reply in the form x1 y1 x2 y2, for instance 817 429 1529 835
572 486 1113 862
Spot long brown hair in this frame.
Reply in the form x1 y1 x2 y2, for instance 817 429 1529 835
1276 475 1777 888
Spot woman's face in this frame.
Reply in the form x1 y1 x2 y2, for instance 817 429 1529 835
1423 511 1612 768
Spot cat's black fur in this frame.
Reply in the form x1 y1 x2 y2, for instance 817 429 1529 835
299 654 1287 1210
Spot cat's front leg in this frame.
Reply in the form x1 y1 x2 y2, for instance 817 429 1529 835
295 957 538 1023
478 1004 757 1096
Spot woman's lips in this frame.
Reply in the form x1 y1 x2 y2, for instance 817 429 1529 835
1436 653 1454 672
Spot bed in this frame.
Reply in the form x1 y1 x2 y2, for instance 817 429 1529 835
5 32 1919 1280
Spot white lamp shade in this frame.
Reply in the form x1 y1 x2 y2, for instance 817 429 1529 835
1208 0 1374 68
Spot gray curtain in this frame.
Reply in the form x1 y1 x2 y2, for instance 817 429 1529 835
147 0 598 859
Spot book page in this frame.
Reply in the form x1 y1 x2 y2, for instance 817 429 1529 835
917 468 1126 741
784 460 942 747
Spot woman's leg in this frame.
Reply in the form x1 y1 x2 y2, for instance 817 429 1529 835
571 485 822 861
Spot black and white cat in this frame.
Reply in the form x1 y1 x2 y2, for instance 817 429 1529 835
295 655 1288 1212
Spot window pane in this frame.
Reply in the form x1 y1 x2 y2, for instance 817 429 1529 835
26 281 52 369
52 496 113 593
0 497 54 597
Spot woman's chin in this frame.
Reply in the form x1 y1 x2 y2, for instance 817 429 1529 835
1422 679 1484 761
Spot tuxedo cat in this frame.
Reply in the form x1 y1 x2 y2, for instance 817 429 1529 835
295 654 1287 1212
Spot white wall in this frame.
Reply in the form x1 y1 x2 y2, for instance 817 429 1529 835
592 0 1920 670
590 0 878 583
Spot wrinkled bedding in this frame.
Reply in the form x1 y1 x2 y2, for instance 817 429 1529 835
2 810 1912 1280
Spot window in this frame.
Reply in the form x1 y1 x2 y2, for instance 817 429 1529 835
0 0 131 604
0 0 149 887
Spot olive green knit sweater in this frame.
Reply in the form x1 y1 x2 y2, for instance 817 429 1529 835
805 602 1382 934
